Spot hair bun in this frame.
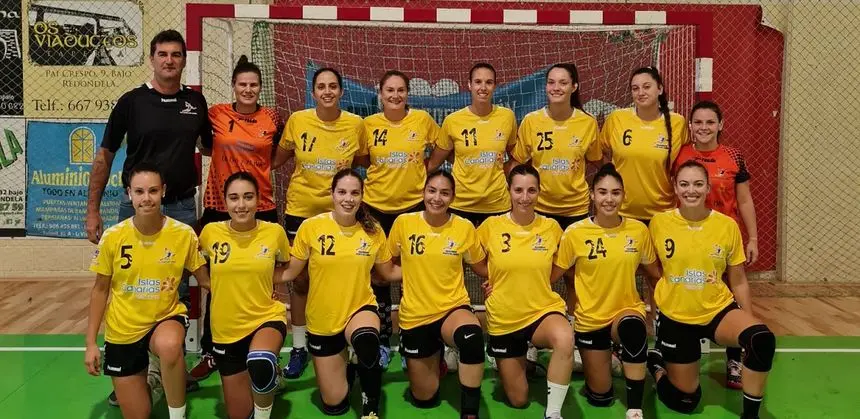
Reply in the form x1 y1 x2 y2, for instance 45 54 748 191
237 55 249 65
598 162 616 173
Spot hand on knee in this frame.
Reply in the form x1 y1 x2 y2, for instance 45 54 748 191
350 327 380 369
617 316 648 363
656 378 701 414
247 351 279 394
739 324 776 373
453 324 485 365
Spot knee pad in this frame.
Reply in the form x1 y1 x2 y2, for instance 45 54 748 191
617 315 648 363
350 327 380 369
322 395 350 416
411 389 441 408
656 378 701 414
739 324 775 372
583 384 614 407
246 351 279 394
453 324 485 365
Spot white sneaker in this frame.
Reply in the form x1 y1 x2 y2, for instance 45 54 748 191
626 408 644 419
487 354 498 371
545 412 564 419
444 346 460 371
611 352 623 377
573 348 584 373
147 364 164 406
527 343 539 363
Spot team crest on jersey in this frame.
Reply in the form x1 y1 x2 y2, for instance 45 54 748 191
356 239 372 256
532 234 549 252
568 136 582 148
710 244 724 259
717 168 726 177
180 101 198 115
160 277 177 293
494 129 505 141
256 245 271 259
443 238 459 256
624 236 638 253
159 248 176 264
654 135 669 150
90 249 100 264
407 131 419 142
335 138 350 152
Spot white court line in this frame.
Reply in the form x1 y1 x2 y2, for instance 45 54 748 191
1 346 860 353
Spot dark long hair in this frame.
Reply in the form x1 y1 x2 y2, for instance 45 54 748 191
547 63 584 110
631 66 673 171
231 55 262 84
331 169 376 234
591 163 624 191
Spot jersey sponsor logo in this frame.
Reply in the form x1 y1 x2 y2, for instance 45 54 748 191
464 151 501 168
654 135 669 150
442 238 459 256
180 101 198 115
532 234 549 252
158 248 175 264
373 151 422 167
355 238 371 257
106 365 122 372
121 278 170 300
300 158 350 174
667 269 718 290
539 157 580 175
624 236 639 253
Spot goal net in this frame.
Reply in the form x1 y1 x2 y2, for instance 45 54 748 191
198 16 696 310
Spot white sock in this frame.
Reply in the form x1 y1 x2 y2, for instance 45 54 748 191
292 325 307 349
168 404 186 419
546 381 569 417
254 403 273 419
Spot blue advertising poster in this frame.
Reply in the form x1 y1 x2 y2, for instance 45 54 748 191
26 121 126 238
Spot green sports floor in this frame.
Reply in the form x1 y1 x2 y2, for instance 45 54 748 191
1 335 857 418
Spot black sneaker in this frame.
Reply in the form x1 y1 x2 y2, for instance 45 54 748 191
107 391 119 407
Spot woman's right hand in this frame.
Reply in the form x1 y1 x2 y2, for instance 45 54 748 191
84 344 101 376
481 280 493 299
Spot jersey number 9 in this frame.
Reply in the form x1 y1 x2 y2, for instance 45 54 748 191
664 238 675 259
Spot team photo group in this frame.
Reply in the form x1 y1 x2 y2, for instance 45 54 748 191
81 29 776 419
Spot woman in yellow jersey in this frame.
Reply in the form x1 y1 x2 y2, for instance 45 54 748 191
197 172 290 419
553 164 661 419
383 170 485 419
647 160 775 419
426 62 518 227
475 164 573 419
85 163 207 419
355 70 441 367
275 169 400 419
272 67 366 379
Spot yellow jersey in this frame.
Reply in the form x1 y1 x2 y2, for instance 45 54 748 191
279 109 365 217
438 106 517 213
649 209 745 325
199 221 290 344
477 213 566 335
554 217 655 332
361 110 439 212
291 213 391 336
512 108 600 217
90 217 205 344
599 108 689 220
388 212 485 330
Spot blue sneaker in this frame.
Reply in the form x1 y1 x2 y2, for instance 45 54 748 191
379 346 392 369
282 347 309 379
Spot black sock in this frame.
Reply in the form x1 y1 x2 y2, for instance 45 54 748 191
460 384 481 417
357 365 382 415
625 378 645 410
742 392 763 418
726 346 743 363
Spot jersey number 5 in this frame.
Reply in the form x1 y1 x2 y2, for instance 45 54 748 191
120 245 133 269
318 235 336 256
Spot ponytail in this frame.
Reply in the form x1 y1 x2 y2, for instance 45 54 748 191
631 66 673 172
355 203 377 235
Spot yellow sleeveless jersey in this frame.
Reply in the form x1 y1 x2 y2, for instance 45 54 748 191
438 106 517 213
554 217 654 332
90 217 205 344
599 108 689 220
199 221 290 344
279 109 365 217
361 110 439 212
649 209 745 325
512 108 600 217
388 212 485 330
292 213 391 336
477 213 566 335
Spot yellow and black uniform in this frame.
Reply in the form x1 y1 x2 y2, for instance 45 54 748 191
388 212 485 358
90 217 205 377
438 106 517 224
600 108 689 221
513 108 600 228
361 110 439 231
554 217 654 349
649 209 745 363
199 220 290 375
279 109 365 236
291 213 391 356
478 213 566 358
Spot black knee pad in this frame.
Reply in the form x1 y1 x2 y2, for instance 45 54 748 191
246 350 279 394
453 324 485 365
411 389 441 408
656 378 701 414
350 327 380 369
583 384 614 407
739 324 775 372
617 315 648 363
322 395 350 416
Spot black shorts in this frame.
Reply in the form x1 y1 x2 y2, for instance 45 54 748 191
366 201 424 234
574 325 613 351
537 212 588 230
283 214 307 240
655 302 740 364
306 305 378 357
103 315 188 377
448 209 506 227
212 321 288 376
487 311 567 359
399 305 473 359
200 208 280 228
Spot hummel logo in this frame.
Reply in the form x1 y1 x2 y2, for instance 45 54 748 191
161 98 177 103
106 365 122 372
490 347 507 354
660 341 677 349
578 339 593 345
404 348 419 354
